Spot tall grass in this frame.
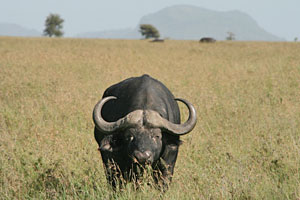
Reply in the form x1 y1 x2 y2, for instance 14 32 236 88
1 37 300 199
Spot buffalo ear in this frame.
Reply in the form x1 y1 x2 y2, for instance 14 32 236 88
99 136 123 152
100 137 113 152
177 140 183 146
100 143 113 152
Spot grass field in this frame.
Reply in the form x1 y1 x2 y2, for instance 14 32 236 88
1 37 300 199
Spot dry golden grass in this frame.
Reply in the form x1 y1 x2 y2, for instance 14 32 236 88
1 37 300 199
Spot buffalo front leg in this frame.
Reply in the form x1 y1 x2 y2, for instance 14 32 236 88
155 144 179 189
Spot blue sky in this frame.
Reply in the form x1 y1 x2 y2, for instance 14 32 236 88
0 0 299 40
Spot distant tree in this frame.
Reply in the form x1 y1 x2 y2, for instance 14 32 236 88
294 37 298 42
139 24 160 39
226 32 235 41
43 14 64 37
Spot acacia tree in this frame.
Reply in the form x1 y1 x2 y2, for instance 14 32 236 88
139 24 160 39
43 14 64 37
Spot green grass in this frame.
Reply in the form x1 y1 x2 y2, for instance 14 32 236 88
1 37 300 199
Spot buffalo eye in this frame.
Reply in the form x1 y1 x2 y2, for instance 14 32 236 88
152 135 161 140
126 135 134 142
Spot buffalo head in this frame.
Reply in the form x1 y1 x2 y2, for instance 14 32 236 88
93 96 196 165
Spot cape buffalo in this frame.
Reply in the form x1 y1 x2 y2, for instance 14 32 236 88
199 37 216 43
150 38 165 42
93 74 197 189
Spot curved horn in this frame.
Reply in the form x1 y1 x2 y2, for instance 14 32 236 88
171 98 197 135
145 98 197 135
93 96 144 134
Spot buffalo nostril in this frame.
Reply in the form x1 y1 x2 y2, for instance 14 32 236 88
133 150 153 164
144 151 152 159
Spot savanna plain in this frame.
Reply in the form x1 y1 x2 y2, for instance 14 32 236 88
1 37 300 199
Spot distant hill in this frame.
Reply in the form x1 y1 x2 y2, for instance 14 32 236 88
78 5 282 41
0 23 41 37
77 28 139 39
